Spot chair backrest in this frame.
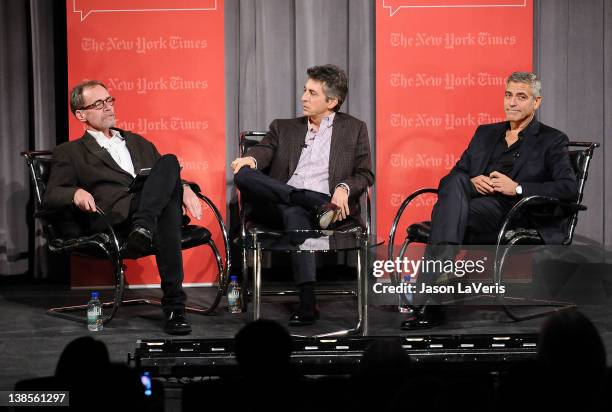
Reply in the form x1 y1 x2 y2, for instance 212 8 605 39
22 151 53 210
22 150 93 241
239 131 267 161
564 141 599 244
238 131 372 235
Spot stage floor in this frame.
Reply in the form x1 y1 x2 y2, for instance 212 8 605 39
1 283 612 390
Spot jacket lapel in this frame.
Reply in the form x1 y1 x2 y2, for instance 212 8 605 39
477 122 507 175
328 113 345 188
510 119 540 179
288 117 308 175
81 131 131 177
123 130 142 173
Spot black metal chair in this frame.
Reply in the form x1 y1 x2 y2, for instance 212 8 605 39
23 150 230 324
236 131 372 320
387 141 599 321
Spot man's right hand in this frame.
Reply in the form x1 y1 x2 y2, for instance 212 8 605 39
73 188 97 212
470 175 495 195
230 157 256 174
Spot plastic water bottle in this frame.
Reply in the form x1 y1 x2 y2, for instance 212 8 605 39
398 275 414 313
227 276 242 314
87 292 103 331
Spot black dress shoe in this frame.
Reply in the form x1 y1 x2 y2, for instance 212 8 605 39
124 226 153 255
164 310 192 335
314 203 341 230
400 305 444 330
289 307 320 326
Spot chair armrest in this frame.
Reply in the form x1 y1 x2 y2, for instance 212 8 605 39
190 188 231 279
496 195 585 247
183 180 201 194
387 188 438 261
35 206 122 257
363 187 372 237
94 207 122 257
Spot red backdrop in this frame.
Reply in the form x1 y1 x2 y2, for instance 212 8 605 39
66 0 225 288
376 0 533 243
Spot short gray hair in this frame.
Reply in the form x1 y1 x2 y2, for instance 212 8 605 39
70 80 107 115
506 72 541 98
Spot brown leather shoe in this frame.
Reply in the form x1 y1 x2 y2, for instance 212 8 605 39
314 203 341 230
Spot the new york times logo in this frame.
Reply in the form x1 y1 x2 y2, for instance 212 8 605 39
372 257 487 278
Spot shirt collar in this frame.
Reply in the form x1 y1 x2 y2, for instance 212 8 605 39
504 116 538 139
87 128 124 147
308 112 336 132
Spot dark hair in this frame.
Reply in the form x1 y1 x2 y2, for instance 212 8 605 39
69 79 107 115
306 64 348 112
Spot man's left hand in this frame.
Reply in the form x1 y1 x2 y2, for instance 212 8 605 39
331 186 350 222
182 185 202 220
489 171 519 196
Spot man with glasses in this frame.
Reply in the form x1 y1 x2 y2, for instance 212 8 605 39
44 80 200 335
401 72 577 330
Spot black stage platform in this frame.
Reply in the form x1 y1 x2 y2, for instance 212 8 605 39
2 282 612 391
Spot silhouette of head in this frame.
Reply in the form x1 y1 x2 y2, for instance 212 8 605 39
55 336 110 380
235 319 292 377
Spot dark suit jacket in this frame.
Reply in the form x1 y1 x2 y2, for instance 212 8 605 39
246 112 375 216
43 128 161 227
447 119 577 244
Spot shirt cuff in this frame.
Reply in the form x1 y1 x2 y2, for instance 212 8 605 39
247 156 257 170
335 183 350 196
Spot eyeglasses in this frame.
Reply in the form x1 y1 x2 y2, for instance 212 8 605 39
80 96 116 111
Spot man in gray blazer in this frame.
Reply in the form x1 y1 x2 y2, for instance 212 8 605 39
44 80 202 335
232 65 374 326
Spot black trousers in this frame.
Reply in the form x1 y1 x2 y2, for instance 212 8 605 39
128 154 187 311
429 171 517 246
413 172 518 303
234 168 333 285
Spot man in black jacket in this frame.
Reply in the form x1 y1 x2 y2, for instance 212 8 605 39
401 71 577 330
44 80 201 335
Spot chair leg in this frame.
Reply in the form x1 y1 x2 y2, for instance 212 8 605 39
184 239 226 315
395 239 412 308
496 242 577 322
240 240 250 312
303 238 369 338
46 254 162 325
501 298 577 321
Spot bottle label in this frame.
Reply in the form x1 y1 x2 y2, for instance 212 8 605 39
87 304 103 330
227 287 241 313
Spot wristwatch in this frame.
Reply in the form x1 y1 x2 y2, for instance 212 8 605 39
515 184 523 195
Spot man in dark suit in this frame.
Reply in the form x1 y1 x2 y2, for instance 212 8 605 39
231 65 374 326
43 80 202 335
401 71 577 330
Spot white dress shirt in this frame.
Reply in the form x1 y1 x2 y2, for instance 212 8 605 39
88 129 136 177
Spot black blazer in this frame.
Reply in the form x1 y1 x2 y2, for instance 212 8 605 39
448 119 577 244
43 128 161 226
246 112 375 216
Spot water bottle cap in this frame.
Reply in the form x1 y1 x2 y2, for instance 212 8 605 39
230 275 237 282
91 292 99 299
